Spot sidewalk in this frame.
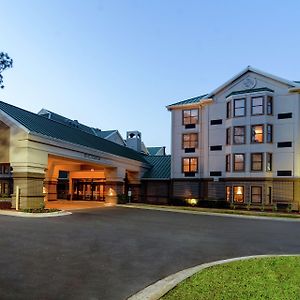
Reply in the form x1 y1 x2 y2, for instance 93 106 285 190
46 200 109 211
119 203 300 221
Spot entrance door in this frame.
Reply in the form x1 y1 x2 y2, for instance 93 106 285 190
73 179 105 201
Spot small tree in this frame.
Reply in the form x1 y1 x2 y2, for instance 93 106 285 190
0 52 13 88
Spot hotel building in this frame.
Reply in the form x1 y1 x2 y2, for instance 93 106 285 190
167 67 300 209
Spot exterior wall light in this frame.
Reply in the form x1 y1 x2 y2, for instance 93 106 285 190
236 187 243 195
108 188 114 196
186 198 198 206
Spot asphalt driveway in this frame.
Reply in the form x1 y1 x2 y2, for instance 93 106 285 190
0 206 299 300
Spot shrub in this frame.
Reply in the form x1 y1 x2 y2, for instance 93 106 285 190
0 201 11 209
117 194 128 204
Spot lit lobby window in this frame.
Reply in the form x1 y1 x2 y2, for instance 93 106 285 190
226 186 232 202
233 186 244 203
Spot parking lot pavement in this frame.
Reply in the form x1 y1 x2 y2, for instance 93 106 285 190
0 206 299 300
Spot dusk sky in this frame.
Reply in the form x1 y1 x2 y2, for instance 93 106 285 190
1 0 300 152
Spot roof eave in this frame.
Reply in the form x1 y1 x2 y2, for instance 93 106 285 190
166 98 213 110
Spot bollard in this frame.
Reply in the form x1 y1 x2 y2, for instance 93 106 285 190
15 186 20 211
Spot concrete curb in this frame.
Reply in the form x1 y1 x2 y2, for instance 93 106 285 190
118 204 300 222
0 210 72 218
127 254 300 300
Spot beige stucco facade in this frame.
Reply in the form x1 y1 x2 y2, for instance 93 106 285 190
0 110 148 209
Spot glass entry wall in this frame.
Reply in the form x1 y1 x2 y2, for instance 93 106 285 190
73 179 105 201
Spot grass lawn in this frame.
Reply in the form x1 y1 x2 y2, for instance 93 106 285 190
161 256 300 300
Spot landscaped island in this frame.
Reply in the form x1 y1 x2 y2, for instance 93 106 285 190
161 256 300 300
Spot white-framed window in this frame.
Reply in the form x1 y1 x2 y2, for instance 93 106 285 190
251 186 262 203
234 98 246 117
233 153 245 172
251 96 264 115
251 153 263 171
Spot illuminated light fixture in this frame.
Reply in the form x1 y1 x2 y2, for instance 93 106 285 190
255 128 262 134
108 188 114 196
186 198 198 206
91 168 95 172
236 187 243 195
43 187 47 194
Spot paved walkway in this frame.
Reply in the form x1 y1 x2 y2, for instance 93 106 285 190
45 200 108 210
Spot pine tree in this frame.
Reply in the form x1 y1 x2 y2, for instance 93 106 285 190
0 52 13 88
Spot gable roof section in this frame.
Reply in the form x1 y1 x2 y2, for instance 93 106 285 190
0 101 147 163
167 66 299 108
142 155 171 179
207 66 298 98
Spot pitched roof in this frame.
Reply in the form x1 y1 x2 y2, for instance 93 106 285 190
147 146 164 156
38 109 119 139
142 155 171 179
226 87 274 98
0 101 148 163
167 94 208 107
38 109 95 135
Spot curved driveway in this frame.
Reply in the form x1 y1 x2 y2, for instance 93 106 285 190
0 207 299 300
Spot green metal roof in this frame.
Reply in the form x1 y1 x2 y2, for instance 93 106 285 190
39 109 118 138
147 147 164 156
226 87 274 98
0 101 148 163
142 155 171 179
168 94 208 107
